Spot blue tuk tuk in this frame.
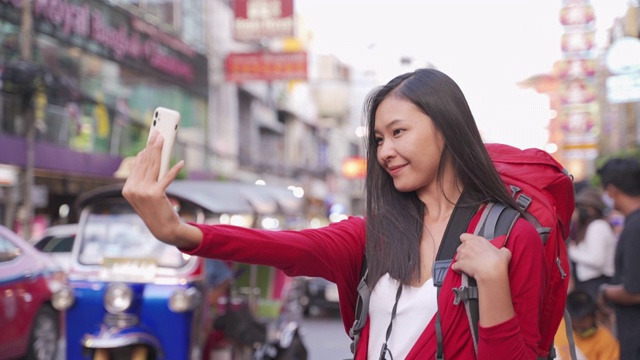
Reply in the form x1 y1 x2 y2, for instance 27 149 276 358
55 180 307 360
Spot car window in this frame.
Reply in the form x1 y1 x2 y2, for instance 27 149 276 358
36 235 74 253
0 236 21 263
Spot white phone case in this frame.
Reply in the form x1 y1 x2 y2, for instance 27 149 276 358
147 107 180 180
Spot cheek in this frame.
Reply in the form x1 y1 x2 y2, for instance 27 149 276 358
375 148 385 165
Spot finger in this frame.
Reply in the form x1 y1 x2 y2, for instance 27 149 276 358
158 160 184 189
124 150 150 188
147 130 159 146
143 134 164 182
459 233 481 244
498 247 512 262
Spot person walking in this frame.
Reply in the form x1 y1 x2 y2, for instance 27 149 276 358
123 68 552 359
596 157 640 359
568 186 617 302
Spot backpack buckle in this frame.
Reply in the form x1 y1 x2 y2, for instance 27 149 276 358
433 260 452 287
452 285 478 305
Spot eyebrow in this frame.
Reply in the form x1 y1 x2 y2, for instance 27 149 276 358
374 118 404 134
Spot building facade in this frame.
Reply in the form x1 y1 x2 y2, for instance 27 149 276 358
0 0 208 236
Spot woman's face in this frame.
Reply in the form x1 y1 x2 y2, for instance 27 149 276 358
374 96 444 194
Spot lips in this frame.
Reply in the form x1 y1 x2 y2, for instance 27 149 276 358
387 164 406 176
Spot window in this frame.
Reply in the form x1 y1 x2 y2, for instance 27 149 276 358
0 236 20 263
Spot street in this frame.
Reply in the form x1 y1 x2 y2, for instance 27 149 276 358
55 312 351 360
299 311 352 360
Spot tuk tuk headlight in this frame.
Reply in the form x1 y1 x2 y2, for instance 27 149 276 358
104 283 133 314
52 286 75 311
168 287 201 313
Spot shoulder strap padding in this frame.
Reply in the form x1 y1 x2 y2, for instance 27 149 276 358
465 203 520 356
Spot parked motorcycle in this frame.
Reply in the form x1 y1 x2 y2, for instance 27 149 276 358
212 274 308 360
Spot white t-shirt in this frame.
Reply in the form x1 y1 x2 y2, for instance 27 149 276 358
368 273 438 359
568 219 617 282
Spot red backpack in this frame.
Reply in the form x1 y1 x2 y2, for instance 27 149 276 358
486 142 575 358
349 143 576 359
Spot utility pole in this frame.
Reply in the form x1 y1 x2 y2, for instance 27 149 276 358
20 0 35 240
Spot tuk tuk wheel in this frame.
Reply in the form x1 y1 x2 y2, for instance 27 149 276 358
25 305 59 360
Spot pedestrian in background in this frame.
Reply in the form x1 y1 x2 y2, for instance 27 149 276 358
568 186 617 302
554 288 619 360
596 157 640 359
123 68 552 359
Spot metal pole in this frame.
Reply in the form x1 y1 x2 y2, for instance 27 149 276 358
20 0 34 240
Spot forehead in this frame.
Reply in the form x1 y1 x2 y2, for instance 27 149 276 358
374 97 425 128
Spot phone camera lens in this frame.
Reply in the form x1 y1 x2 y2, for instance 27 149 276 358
153 119 156 126
155 111 158 118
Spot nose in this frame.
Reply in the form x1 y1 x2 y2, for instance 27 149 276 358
377 140 395 163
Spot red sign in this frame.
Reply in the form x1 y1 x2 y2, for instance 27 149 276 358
233 0 294 41
225 52 307 82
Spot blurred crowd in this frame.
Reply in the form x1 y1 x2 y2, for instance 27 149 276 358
555 156 640 360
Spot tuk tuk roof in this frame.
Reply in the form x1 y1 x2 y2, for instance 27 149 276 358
75 180 303 215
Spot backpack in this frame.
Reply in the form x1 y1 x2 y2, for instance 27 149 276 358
348 143 576 359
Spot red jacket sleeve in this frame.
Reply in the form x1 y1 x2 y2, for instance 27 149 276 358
182 216 366 334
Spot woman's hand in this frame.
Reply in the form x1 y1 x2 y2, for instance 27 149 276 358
451 233 511 282
122 132 191 247
452 233 515 327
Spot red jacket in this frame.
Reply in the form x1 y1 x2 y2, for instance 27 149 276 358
184 210 546 359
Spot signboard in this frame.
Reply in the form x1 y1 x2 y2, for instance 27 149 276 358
0 0 207 92
605 37 640 75
557 58 596 79
233 0 294 41
560 79 597 106
606 73 640 103
225 52 307 82
559 4 595 27
561 31 596 54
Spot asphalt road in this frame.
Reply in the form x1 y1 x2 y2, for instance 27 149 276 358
299 311 352 360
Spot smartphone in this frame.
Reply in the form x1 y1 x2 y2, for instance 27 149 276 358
147 107 180 180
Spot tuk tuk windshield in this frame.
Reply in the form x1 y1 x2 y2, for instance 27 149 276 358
78 201 189 268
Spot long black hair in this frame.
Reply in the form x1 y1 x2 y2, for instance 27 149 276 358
364 68 520 286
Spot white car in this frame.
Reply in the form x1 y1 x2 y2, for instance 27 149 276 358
32 223 77 272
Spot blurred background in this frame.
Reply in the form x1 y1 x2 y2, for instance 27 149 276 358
0 0 635 240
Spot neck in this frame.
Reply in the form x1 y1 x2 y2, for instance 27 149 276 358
620 198 640 217
420 185 463 224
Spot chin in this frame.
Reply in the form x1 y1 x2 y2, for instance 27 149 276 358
393 181 417 193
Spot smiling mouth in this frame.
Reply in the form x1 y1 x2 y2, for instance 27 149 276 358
387 164 406 175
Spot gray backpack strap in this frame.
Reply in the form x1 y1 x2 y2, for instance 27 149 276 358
459 202 520 357
563 308 579 360
348 257 369 357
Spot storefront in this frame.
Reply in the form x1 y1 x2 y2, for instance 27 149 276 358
0 0 208 229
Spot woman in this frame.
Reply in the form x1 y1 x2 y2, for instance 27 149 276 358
123 68 546 359
568 187 617 302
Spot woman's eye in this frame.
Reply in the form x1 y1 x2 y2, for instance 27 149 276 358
374 137 383 145
393 129 404 136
